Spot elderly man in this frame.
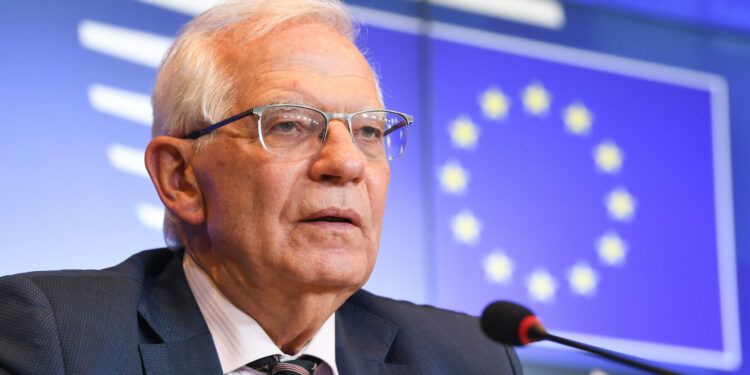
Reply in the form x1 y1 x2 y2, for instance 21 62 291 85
0 0 521 374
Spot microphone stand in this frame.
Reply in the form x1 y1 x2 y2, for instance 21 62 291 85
541 332 683 375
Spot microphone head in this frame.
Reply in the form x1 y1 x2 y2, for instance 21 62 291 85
480 300 546 346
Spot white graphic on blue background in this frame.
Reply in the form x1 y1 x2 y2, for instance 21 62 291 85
77 0 221 232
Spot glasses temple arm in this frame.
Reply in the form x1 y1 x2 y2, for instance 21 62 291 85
383 120 409 137
183 109 256 139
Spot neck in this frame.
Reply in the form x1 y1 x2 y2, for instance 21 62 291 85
224 277 347 355
188 249 352 355
250 293 338 354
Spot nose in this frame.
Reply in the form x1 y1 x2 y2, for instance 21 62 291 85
309 119 365 184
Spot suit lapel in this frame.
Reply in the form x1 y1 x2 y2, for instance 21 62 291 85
137 250 223 375
134 252 420 375
335 297 423 375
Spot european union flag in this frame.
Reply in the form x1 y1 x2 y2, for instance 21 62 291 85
427 25 738 369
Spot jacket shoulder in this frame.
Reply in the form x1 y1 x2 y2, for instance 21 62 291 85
3 248 175 281
0 273 66 374
0 248 178 374
1 248 175 306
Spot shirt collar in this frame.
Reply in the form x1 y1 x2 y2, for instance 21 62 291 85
183 252 338 374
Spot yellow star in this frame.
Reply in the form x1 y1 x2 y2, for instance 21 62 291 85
522 82 551 115
597 231 627 266
563 102 593 135
451 210 482 245
483 250 514 284
526 268 557 303
480 87 510 120
567 262 598 296
450 116 480 150
438 161 470 195
605 187 636 222
593 140 624 174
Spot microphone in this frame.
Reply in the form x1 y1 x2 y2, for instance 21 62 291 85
480 301 683 375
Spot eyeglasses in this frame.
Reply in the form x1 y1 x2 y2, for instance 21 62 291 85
181 104 413 161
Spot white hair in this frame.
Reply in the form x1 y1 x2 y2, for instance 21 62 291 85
151 0 375 249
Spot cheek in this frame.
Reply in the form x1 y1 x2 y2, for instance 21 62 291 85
242 162 309 240
198 158 274 244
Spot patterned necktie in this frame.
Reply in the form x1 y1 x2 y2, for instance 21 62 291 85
248 354 321 375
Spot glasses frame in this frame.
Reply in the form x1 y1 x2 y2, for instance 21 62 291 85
181 104 414 160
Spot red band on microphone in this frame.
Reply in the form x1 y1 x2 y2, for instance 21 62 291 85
518 315 541 345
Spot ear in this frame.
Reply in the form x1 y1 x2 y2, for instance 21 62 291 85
145 136 205 225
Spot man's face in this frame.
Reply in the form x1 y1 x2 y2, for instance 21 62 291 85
190 21 389 297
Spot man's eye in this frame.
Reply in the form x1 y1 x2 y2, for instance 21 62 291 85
276 121 299 133
356 126 382 141
267 120 307 135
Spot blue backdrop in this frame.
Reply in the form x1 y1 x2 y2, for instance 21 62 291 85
2 1 749 374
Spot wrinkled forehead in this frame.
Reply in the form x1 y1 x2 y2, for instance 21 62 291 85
215 20 380 112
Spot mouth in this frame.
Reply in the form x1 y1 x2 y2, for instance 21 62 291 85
308 216 352 223
301 208 361 227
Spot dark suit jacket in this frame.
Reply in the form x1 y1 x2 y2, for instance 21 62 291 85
0 249 522 374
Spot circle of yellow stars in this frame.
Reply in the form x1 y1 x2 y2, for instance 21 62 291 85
441 81 635 303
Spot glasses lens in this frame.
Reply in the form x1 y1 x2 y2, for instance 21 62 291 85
352 111 409 161
259 106 326 156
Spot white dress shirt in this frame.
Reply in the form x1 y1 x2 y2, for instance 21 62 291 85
183 252 338 375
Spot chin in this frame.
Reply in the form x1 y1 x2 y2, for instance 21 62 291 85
298 253 374 290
